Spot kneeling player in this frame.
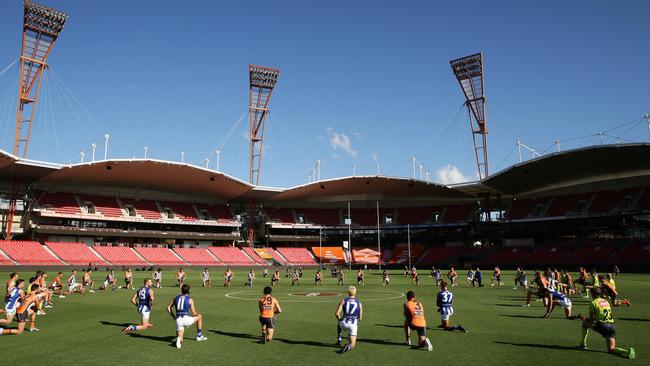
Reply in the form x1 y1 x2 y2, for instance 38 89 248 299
315 270 323 286
576 288 634 359
258 286 282 343
1 284 41 335
541 288 574 319
382 270 390 286
403 291 432 351
437 281 467 332
335 286 362 353
0 279 25 326
123 278 155 333
166 284 207 349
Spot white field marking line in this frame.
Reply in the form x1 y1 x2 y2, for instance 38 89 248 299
225 290 405 303
287 292 342 297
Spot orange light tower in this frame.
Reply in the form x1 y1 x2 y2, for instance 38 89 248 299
4 1 68 239
247 64 279 245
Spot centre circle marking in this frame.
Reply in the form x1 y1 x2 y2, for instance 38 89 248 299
225 289 404 303
289 292 339 297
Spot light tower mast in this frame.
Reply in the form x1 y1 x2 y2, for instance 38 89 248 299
450 53 489 180
14 0 68 158
247 64 279 245
3 1 68 239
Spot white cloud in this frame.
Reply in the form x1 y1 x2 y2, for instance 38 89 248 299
353 131 363 141
371 152 378 162
435 164 475 184
327 128 358 158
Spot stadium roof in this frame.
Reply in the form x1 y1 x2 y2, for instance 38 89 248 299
482 143 650 196
1 143 649 201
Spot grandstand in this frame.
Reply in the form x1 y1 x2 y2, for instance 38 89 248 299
46 242 107 265
173 247 221 266
92 245 149 266
134 246 187 266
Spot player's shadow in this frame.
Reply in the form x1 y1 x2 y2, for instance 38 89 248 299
498 314 543 319
274 338 339 348
126 333 177 345
494 341 602 353
618 317 650 322
358 338 408 346
494 303 524 307
209 329 260 342
99 320 131 328
374 323 403 328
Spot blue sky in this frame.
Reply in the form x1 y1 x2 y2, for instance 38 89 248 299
0 0 648 187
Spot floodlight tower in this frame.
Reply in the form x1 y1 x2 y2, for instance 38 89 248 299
450 53 489 180
3 1 68 239
247 64 279 245
14 0 68 158
248 64 279 185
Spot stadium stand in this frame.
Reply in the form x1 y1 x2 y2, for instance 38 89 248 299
297 208 340 226
267 208 295 223
36 191 81 215
590 189 639 214
208 246 256 265
195 204 234 222
93 245 150 266
242 247 267 264
46 241 108 265
0 240 63 265
266 248 289 265
507 198 548 219
607 242 650 266
79 195 123 217
546 193 592 216
0 251 13 265
120 198 162 220
397 206 443 224
443 204 475 222
254 248 276 262
522 243 570 266
481 247 529 264
416 246 460 265
348 208 393 226
159 201 198 221
388 244 425 264
561 243 616 265
276 247 317 265
135 246 187 265
173 247 220 266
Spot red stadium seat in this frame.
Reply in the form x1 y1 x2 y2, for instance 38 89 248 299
416 246 460 265
296 208 341 226
79 195 123 218
159 202 199 221
388 244 425 264
173 247 221 266
208 246 256 265
242 247 268 264
120 198 162 220
481 247 529 264
36 191 81 215
443 204 475 222
561 243 616 265
522 243 569 265
92 245 150 266
46 242 107 265
397 207 444 224
134 246 187 265
0 240 63 265
276 247 316 265
267 208 295 223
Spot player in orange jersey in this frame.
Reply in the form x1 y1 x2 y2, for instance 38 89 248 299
403 291 432 351
258 286 282 343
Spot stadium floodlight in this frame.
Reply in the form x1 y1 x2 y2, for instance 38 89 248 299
14 0 69 158
248 64 280 185
450 52 489 180
247 64 280 246
5 1 68 239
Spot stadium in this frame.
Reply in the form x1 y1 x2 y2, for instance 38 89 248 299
0 1 648 365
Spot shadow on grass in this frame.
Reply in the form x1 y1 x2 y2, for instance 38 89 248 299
618 317 650 322
498 314 543 319
99 320 131 328
209 329 260 342
495 303 524 307
374 323 403 328
358 338 408 347
126 333 177 346
274 338 340 348
494 341 602 353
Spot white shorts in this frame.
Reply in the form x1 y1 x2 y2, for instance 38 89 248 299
138 306 151 321
440 307 454 321
176 315 196 331
4 303 18 316
557 298 572 309
338 320 358 337
69 284 80 292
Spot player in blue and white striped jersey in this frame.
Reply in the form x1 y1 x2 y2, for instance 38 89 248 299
122 278 155 334
436 281 467 333
542 288 575 319
335 286 363 353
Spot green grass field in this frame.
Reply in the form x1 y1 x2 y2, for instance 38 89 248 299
1 268 648 365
